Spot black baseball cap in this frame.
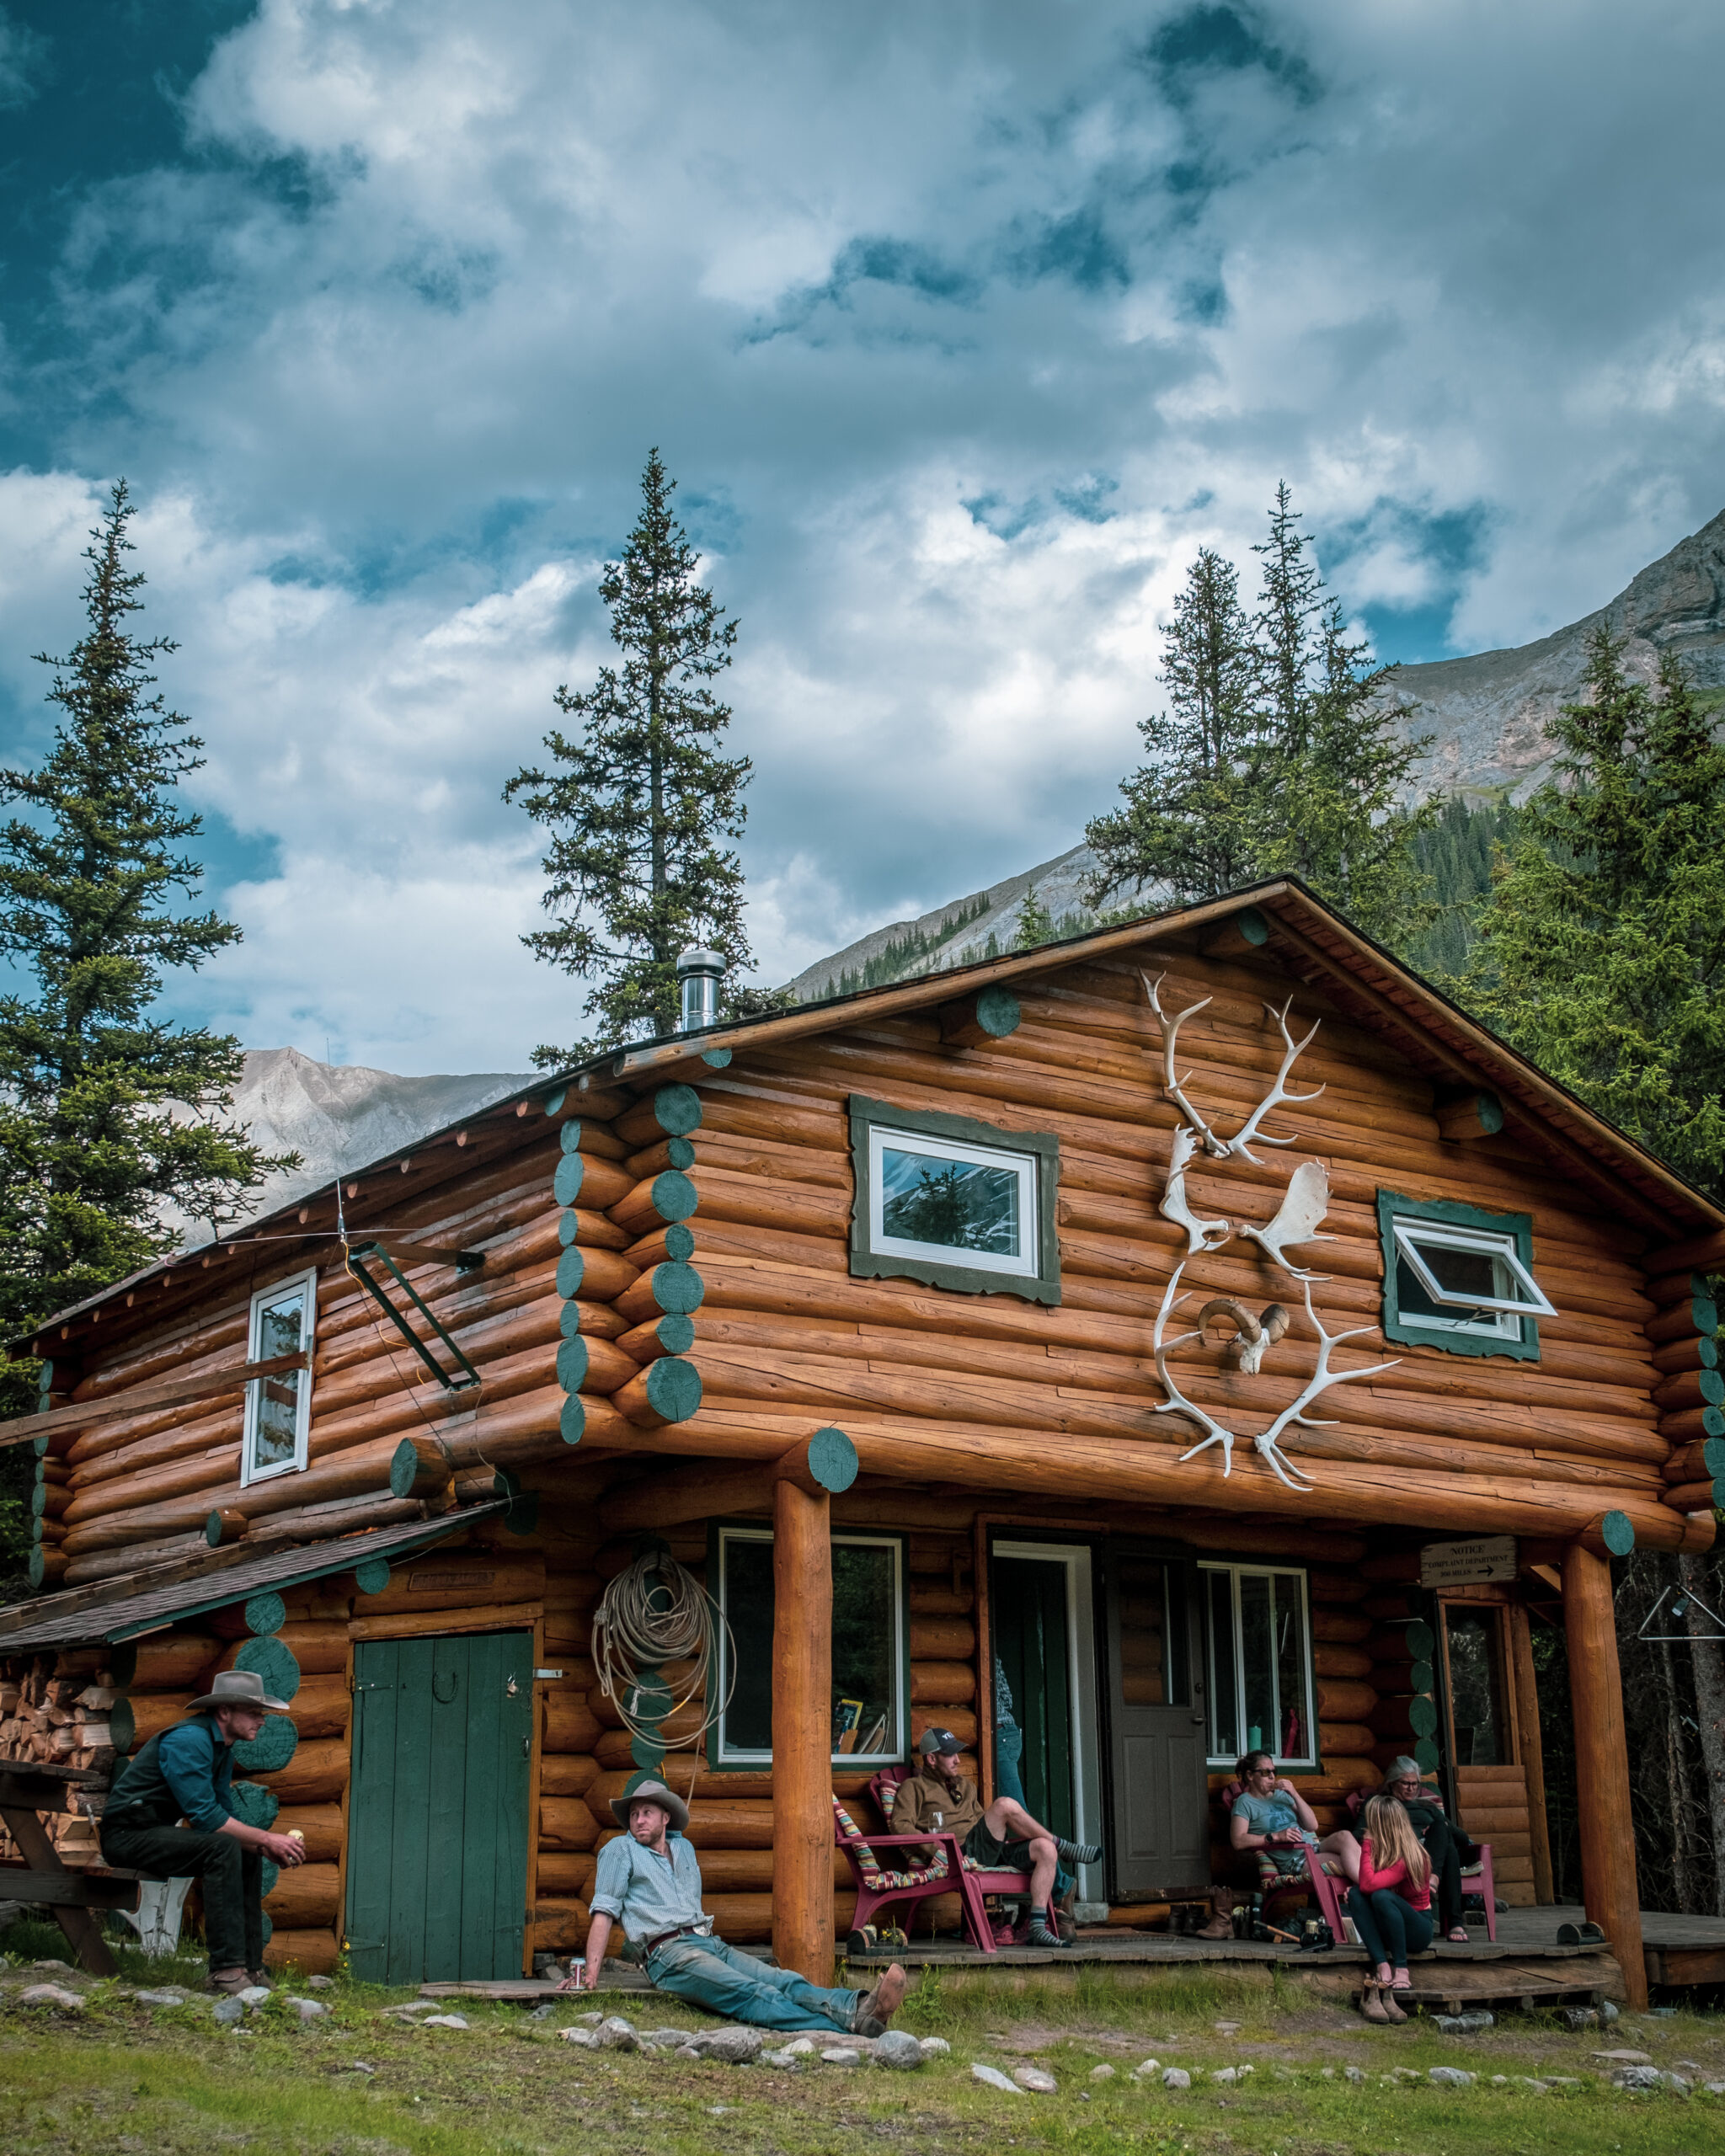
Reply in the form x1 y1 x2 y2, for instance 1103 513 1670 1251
919 1726 963 1757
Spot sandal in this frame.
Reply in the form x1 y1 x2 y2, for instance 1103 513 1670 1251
1445 1927 1470 1944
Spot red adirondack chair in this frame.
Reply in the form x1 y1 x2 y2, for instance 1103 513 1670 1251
829 1766 1028 1955
1345 1785 1498 1941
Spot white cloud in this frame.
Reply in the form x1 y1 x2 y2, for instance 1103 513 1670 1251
6 1 1725 1066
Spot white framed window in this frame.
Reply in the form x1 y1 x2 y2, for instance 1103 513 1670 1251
869 1123 1036 1276
1377 1192 1550 1362
1200 1562 1316 1769
240 1268 317 1486
1391 1219 1553 1337
847 1093 1060 1303
713 1526 905 1768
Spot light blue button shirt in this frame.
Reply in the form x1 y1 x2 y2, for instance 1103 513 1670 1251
589 1831 708 1942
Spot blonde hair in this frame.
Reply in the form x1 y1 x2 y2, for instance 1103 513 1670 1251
1361 1795 1429 1888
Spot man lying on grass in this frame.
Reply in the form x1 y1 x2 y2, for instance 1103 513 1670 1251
560 1780 907 2036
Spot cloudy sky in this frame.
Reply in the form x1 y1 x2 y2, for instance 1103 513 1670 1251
3 2 1723 1073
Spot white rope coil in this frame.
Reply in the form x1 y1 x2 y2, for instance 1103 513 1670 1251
591 1549 734 1749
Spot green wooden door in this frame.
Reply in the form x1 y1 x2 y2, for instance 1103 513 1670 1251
344 1630 534 1984
991 1556 1076 1840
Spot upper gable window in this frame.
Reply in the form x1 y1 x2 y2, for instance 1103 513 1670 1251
241 1268 318 1484
847 1093 1060 1304
1376 1192 1551 1362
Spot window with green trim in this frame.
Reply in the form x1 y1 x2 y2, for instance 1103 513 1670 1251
1376 1190 1551 1362
712 1525 907 1767
847 1093 1060 1302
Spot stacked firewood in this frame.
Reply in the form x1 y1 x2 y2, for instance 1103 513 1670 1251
0 1646 119 1866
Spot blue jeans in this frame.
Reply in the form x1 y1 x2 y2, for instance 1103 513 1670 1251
1347 1886 1434 1972
644 1933 862 2033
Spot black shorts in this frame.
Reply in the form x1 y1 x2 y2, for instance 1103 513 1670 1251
963 1821 1038 1873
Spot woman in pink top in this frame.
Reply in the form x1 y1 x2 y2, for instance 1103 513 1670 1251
1344 1795 1434 2023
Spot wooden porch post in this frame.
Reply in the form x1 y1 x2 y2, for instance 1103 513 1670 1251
1562 1541 1648 2006
1506 1597 1553 1904
771 1430 857 1988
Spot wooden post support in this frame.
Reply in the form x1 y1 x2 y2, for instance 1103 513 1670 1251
1562 1540 1647 2005
1506 1597 1554 1904
938 987 1022 1049
1435 1090 1505 1143
772 1456 835 1988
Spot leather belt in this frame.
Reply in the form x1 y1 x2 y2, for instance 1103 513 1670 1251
641 1921 709 1956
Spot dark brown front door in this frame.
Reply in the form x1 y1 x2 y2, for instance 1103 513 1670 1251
1103 1550 1212 1898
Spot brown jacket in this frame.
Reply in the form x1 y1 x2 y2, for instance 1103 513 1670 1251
889 1769 984 1860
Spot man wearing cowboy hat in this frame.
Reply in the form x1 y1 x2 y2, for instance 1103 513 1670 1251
560 1778 907 2036
100 1668 307 1996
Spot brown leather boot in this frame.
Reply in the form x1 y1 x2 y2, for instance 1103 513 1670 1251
1359 1983 1391 2024
1381 1980 1408 2022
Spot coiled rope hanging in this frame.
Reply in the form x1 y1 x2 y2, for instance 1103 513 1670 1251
591 1548 735 1750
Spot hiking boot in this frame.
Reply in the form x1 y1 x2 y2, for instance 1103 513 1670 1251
1359 1984 1391 2025
246 1967 275 1990
1054 1838 1102 1865
851 1962 908 2032
1382 1978 1409 2022
204 1971 251 1998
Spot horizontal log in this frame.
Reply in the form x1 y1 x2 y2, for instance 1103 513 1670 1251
616 1312 698 1365
0 1352 307 1452
539 1796 600 1851
540 1753 600 1797
664 1402 1703 1551
254 1737 348 1805
1663 1481 1720 1513
609 1170 701 1241
535 1852 596 1898
1311 1611 1374 1644
1652 1332 1720 1376
681 1799 777 1848
1311 1644 1373 1679
1654 1368 1725 1415
348 1600 543 1641
1643 1229 1725 1275
911 1705 977 1749
1315 1679 1377 1721
909 1582 975 1617
1664 1438 1725 1486
261 1926 340 1976
273 1802 344 1862
553 1151 635 1209
585 1766 876 1806
612 1358 703 1431
558 1246 641 1305
1648 1299 1719 1344
264 1862 339 1929
528 1899 592 1952
1318 1723 1376 1755
909 1617 975 1660
543 1694 602 1753
909 1662 975 1704
282 1673 350 1742
110 1694 195 1753
1658 1406 1725 1448
355 1551 545 1617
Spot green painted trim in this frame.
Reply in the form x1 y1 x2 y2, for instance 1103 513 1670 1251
1408 1659 1435 1694
235 1635 300 1703
29 1481 48 1518
1704 1437 1725 1477
650 1083 703 1136
702 1048 733 1068
232 1713 297 1773
1693 1296 1719 1338
558 1302 585 1341
1704 1405 1725 1438
707 1518 911 1773
553 1153 585 1206
970 986 1022 1038
205 1512 227 1548
1413 1737 1441 1771
559 1395 585 1444
1408 1694 1439 1737
354 1557 393 1596
243 1591 287 1638
558 1209 582 1248
388 1438 421 1498
1700 1337 1720 1371
653 1312 697 1355
1600 1510 1635 1556
31 1433 50 1460
666 1136 697 1171
555 1337 589 1393
649 1169 698 1223
647 1261 705 1315
1235 906 1270 946
663 1224 696 1262
1375 1187 1541 1363
847 1091 1060 1305
555 1246 585 1298
806 1425 858 1492
1702 1370 1724 1406
228 1780 279 1829
644 1357 702 1423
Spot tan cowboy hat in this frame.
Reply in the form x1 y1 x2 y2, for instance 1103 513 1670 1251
610 1778 690 1834
187 1669 292 1716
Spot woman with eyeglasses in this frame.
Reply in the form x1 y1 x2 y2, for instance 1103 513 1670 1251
1228 1749 1362 1886
1380 1756 1477 1944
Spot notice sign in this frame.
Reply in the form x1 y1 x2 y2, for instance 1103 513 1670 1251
1420 1536 1516 1588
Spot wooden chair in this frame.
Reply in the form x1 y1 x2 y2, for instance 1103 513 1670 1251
828 1767 1029 1956
1344 1786 1497 1942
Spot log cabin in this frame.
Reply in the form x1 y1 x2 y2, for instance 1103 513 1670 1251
3 879 1722 2009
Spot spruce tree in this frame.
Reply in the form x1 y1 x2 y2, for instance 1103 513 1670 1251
505 451 755 1060
1086 546 1266 908
1013 882 1056 951
1455 627 1725 1197
0 483 286 1566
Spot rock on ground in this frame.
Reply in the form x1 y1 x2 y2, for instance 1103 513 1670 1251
1012 2066 1057 2093
19 1984 82 2009
1429 2067 1476 2088
971 2063 1023 2094
1088 2063 1114 2081
1162 2068 1191 2089
685 2027 766 2064
820 2047 862 2067
420 2014 469 2030
918 2036 950 2058
211 1999 243 2026
874 2031 924 2070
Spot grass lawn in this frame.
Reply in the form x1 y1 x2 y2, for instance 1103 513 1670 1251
2 1934 1721 2156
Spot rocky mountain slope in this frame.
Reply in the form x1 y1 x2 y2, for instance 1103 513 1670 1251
791 503 1725 1000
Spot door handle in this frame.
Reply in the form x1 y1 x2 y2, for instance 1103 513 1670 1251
1189 1715 1205 1724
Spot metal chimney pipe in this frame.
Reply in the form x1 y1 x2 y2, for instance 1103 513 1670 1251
676 947 724 1033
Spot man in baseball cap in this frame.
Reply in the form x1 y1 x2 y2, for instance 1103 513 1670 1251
561 1779 907 2036
101 1668 307 1995
891 1728 1099 1949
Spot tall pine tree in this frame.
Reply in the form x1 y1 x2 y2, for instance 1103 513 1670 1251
1455 627 1725 1197
0 483 285 1572
1086 546 1266 907
1087 488 1439 948
505 451 756 1060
